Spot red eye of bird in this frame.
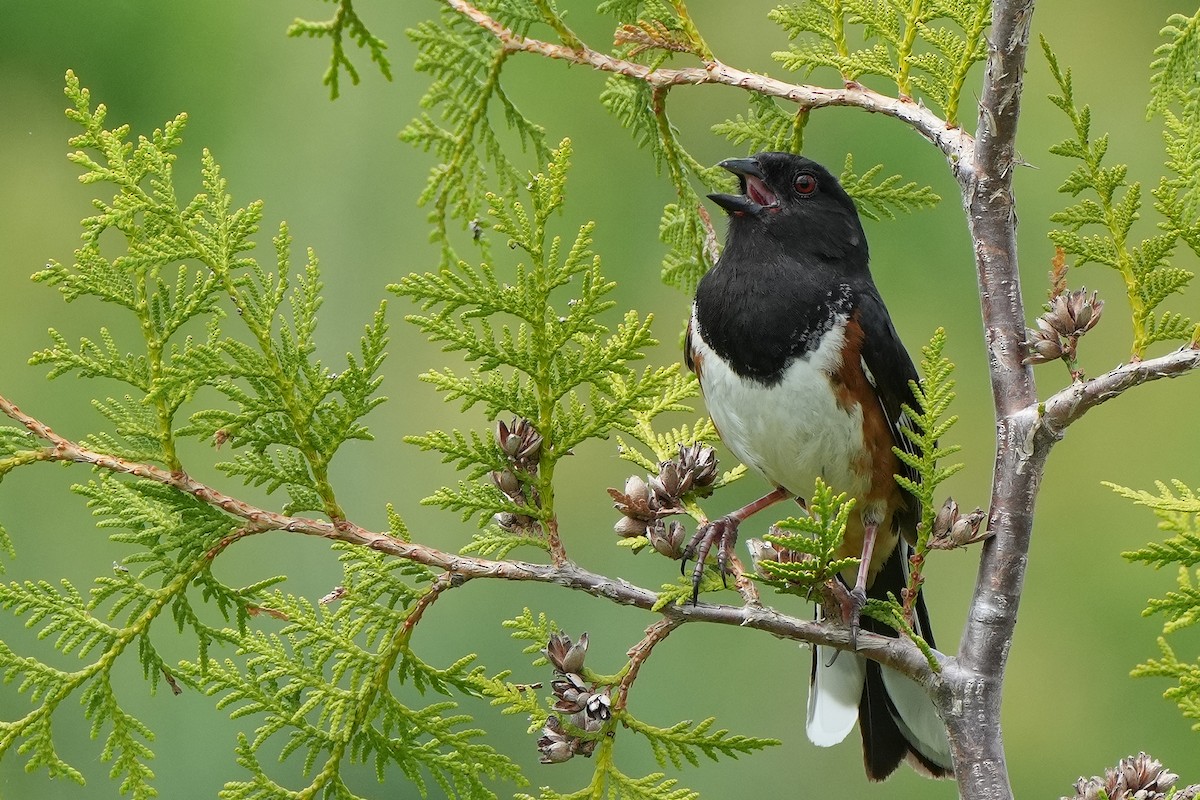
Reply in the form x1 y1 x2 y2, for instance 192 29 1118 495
794 173 818 196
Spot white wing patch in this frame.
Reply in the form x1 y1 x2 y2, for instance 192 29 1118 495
860 356 876 388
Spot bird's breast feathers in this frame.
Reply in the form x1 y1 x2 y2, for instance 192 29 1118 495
689 305 870 500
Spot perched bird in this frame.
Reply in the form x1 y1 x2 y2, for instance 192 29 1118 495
682 152 953 780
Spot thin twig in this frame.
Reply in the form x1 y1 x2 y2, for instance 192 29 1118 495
402 572 457 637
616 618 682 709
443 0 973 165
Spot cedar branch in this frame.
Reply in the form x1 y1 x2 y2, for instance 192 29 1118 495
0 390 938 682
443 0 973 165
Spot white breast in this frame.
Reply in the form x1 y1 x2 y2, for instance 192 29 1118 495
690 307 869 500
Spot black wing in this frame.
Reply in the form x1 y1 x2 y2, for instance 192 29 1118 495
854 289 922 536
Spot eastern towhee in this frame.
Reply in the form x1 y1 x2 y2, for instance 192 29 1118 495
682 152 954 780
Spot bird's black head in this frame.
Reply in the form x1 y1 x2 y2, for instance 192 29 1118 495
708 152 868 269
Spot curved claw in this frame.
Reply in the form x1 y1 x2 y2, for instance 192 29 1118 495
846 586 868 651
823 585 869 667
680 516 741 604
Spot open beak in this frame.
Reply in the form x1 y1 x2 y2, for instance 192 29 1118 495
708 158 778 216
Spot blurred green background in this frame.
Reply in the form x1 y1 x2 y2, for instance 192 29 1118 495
2 2 1199 797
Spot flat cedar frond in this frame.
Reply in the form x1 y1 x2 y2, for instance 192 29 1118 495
405 428 507 478
489 0 545 37
470 669 546 728
76 474 229 560
287 0 392 100
0 472 239 797
895 327 965 547
618 416 716 470
769 1 864 78
174 231 389 517
1130 637 1200 732
1148 11 1200 117
0 427 37 457
623 716 780 770
1143 568 1200 635
602 76 669 170
1113 480 1200 568
0 73 415 796
393 140 683 550
909 0 991 124
769 0 990 123
0 523 13 574
33 74 389 525
1148 13 1200 332
502 607 559 663
658 201 716 293
601 67 729 295
30 328 151 390
757 478 859 591
1044 37 1197 358
84 396 166 463
591 767 699 800
424 479 543 525
1115 479 1200 731
839 154 942 221
462 529 553 558
654 575 721 610
712 93 807 154
609 368 696 426
178 555 524 798
597 0 678 26
402 9 549 254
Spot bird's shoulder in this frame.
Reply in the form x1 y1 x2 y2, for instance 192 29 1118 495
691 258 858 385
851 289 920 415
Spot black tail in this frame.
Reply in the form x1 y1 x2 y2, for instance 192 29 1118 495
858 543 953 780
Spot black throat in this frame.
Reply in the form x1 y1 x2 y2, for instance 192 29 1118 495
693 228 857 386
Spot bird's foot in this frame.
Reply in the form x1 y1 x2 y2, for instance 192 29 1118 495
842 586 868 651
818 582 869 667
680 515 741 604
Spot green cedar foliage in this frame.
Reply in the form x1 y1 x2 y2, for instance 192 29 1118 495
893 327 965 553
6 1 1200 797
1044 18 1200 730
476 611 778 800
288 0 393 100
392 139 694 559
0 67 782 799
769 0 991 125
1044 29 1200 359
756 478 861 591
1110 480 1200 731
0 73 523 799
182 543 524 800
401 5 551 257
0 1 980 794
